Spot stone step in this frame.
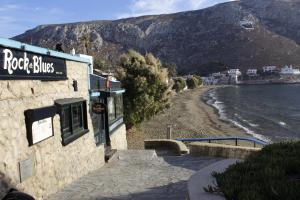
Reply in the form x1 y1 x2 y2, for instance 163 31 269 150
105 149 119 163
118 150 158 161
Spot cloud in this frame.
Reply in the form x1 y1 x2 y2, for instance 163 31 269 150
0 3 72 37
0 4 19 12
118 0 237 18
0 16 27 38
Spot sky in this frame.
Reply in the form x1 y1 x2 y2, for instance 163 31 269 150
0 0 235 38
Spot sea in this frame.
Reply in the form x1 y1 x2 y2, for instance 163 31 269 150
202 84 300 142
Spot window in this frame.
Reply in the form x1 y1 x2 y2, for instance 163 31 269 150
55 98 89 146
108 97 116 122
115 95 123 118
107 94 124 125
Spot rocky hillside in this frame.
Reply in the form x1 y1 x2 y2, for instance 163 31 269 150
13 0 300 75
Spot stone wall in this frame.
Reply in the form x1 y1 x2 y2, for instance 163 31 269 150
109 124 128 150
189 142 261 159
0 61 105 199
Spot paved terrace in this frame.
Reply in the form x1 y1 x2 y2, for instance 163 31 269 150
46 150 221 200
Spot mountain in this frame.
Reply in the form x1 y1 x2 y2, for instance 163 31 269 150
13 0 300 75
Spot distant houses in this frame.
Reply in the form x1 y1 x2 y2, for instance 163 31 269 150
262 66 277 73
202 65 300 85
228 69 242 84
280 65 300 75
246 69 258 77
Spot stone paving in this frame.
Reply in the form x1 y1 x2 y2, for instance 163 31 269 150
46 150 221 200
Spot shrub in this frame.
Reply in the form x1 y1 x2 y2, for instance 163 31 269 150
205 141 300 200
186 76 199 89
162 63 177 77
116 50 171 126
172 77 186 92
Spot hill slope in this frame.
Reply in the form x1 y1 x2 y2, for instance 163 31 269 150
13 0 300 75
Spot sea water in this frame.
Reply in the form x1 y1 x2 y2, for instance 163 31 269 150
203 84 300 142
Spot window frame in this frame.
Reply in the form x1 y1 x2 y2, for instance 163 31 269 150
56 99 89 146
107 94 124 126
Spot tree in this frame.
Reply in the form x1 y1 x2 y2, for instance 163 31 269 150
163 63 177 77
79 34 91 54
172 77 186 92
186 76 199 89
194 75 203 86
116 50 171 126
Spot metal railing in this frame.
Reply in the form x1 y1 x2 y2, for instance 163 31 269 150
176 137 269 148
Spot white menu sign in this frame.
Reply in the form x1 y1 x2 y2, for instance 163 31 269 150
32 117 53 144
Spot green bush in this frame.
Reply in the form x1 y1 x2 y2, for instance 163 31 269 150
116 50 170 126
162 63 177 77
172 77 186 92
205 141 300 200
186 76 199 89
194 75 203 85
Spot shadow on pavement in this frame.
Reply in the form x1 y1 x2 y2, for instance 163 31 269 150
160 154 222 171
87 180 189 200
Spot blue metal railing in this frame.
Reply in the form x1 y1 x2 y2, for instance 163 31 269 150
176 137 269 148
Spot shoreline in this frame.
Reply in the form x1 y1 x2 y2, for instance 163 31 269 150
127 86 249 149
203 86 270 142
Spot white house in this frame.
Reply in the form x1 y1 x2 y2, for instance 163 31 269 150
228 69 242 76
280 65 300 75
228 69 242 83
246 69 258 76
262 66 277 73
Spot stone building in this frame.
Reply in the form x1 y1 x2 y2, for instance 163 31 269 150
0 38 127 199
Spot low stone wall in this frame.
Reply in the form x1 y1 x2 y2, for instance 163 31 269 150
189 142 260 159
110 124 128 150
144 139 189 155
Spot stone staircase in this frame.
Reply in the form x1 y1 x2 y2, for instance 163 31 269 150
118 150 158 161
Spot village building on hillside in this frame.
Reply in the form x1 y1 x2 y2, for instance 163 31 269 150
0 38 127 199
228 69 242 84
246 69 258 76
280 65 300 75
262 66 277 73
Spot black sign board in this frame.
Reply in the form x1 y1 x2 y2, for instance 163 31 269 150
92 102 106 114
24 106 56 146
0 47 67 80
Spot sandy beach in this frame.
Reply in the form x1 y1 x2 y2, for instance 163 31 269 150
127 86 249 149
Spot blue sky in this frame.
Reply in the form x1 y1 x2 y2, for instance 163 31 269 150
0 0 234 38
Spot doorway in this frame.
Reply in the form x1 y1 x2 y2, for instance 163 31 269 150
91 97 110 148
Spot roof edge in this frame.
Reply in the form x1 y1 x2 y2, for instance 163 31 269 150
0 37 91 64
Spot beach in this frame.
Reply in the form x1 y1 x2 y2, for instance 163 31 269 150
127 86 248 149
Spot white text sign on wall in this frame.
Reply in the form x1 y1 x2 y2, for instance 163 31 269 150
24 105 57 146
0 47 67 80
32 117 53 144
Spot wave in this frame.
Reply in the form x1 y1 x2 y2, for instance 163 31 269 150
234 113 259 127
204 89 271 143
278 121 286 126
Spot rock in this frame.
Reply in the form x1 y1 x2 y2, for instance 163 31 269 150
13 0 300 74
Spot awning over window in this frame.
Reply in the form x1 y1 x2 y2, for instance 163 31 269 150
55 98 85 105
